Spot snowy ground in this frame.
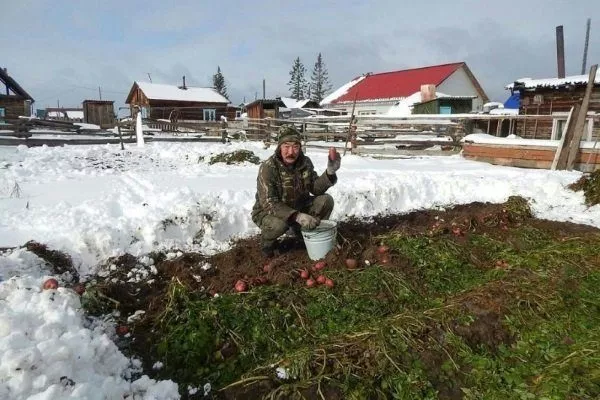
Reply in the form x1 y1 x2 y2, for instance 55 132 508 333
1 141 598 399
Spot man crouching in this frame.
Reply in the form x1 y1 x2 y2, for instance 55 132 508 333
251 125 341 258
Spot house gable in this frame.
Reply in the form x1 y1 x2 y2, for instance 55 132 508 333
0 68 34 102
437 65 489 110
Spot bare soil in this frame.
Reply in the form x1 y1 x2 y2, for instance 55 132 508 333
27 200 600 399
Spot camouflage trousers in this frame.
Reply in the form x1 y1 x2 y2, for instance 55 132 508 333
258 194 334 248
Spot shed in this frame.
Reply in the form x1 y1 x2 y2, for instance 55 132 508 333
245 99 285 136
83 100 115 129
0 67 34 119
412 96 474 114
245 99 285 120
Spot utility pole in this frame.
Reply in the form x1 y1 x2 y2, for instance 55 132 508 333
581 18 591 74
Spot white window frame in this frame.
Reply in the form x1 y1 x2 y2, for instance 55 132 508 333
203 109 216 121
551 111 594 141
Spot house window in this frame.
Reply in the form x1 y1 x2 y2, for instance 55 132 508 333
357 110 376 116
203 109 216 121
551 112 594 141
0 107 5 121
533 94 544 104
440 106 452 114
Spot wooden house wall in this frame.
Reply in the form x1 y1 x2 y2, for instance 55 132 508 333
141 100 232 121
413 101 438 114
246 102 281 120
246 103 263 119
516 86 600 140
0 96 30 118
440 98 473 114
128 87 150 107
413 98 473 114
83 101 115 128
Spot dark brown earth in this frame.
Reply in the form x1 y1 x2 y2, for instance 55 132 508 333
26 200 600 399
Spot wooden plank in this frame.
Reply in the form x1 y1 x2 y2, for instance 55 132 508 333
551 106 575 170
555 103 582 170
566 64 598 170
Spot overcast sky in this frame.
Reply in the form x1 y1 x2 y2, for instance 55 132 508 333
1 0 598 113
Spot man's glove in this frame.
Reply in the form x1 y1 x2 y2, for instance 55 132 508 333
326 152 341 175
295 212 320 230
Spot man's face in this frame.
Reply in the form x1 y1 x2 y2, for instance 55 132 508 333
280 142 301 165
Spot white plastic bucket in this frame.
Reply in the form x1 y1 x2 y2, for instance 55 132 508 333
301 220 337 260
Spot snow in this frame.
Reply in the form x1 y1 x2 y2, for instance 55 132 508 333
489 108 519 115
135 82 229 104
279 98 314 109
320 75 365 105
506 73 600 89
462 133 600 149
73 123 101 130
386 91 454 117
65 111 84 120
1 140 600 399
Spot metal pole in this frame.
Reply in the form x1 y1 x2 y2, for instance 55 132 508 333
581 18 591 74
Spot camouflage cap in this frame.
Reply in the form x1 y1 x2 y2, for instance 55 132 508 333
278 125 302 145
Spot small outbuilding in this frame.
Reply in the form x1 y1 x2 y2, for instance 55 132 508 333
0 67 34 119
83 100 115 129
412 96 474 114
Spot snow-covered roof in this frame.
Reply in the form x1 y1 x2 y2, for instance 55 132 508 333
295 99 311 108
66 110 84 119
279 97 313 108
320 75 366 106
386 91 452 117
489 108 519 115
506 74 600 90
135 82 229 103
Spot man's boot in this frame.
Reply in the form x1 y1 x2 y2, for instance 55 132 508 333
261 239 277 258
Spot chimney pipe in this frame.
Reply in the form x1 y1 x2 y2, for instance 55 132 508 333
262 79 266 99
182 75 187 89
581 18 591 74
556 25 566 78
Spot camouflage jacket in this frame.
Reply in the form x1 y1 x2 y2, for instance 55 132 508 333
251 150 336 224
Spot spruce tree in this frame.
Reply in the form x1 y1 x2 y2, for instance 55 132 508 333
212 66 228 99
310 53 332 103
288 57 307 100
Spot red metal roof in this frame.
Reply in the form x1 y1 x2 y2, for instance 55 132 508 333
332 62 464 103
